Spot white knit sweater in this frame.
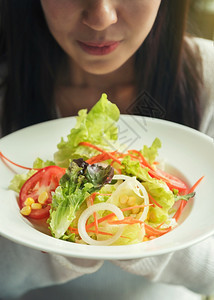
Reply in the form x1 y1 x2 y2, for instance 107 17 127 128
0 37 214 300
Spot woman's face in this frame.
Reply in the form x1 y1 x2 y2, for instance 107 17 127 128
40 0 161 75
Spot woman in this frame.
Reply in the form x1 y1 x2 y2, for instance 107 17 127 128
0 1 214 299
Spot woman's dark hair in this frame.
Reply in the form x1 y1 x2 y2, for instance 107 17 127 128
0 0 202 136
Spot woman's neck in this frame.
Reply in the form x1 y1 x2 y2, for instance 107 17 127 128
55 56 137 117
69 56 135 89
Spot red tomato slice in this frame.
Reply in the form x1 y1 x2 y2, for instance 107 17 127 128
19 166 66 219
148 168 188 192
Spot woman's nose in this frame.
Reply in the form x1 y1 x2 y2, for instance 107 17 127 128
82 0 118 31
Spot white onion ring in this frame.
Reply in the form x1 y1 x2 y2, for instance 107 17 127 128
113 174 131 181
78 203 124 246
113 174 149 221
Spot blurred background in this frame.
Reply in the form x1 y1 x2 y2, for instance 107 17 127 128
188 0 214 40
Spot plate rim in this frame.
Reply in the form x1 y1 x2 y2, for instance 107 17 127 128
0 115 213 260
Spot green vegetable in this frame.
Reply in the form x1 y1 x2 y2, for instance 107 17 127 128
121 155 175 223
121 155 152 182
93 183 118 204
97 223 144 245
141 138 161 165
174 192 195 202
9 158 55 193
54 93 120 167
8 169 37 193
143 180 175 223
32 158 55 168
49 158 114 238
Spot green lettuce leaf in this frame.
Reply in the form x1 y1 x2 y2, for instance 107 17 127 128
33 158 55 168
8 169 37 193
8 158 55 193
121 155 152 182
97 223 144 245
143 180 175 223
49 158 114 238
121 155 175 223
141 138 161 165
54 93 120 167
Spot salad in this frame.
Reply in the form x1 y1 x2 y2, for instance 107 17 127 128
4 93 203 246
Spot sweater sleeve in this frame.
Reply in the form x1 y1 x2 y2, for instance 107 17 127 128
113 236 214 295
0 236 103 298
196 38 214 138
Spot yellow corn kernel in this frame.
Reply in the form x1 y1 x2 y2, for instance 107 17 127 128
119 194 128 205
132 207 140 214
31 203 42 210
127 196 136 206
143 237 149 242
20 205 31 216
24 197 35 206
38 191 49 204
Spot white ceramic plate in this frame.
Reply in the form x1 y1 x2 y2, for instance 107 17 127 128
0 115 213 260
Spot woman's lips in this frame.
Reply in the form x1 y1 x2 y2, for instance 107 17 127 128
77 40 120 56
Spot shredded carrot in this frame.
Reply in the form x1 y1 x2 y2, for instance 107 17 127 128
88 193 99 234
128 150 154 170
69 226 112 236
148 194 163 208
88 229 113 236
189 176 204 193
173 176 204 221
86 153 110 164
79 141 107 153
144 223 172 237
89 230 130 240
86 204 152 230
156 221 166 229
121 203 153 212
173 201 186 222
108 217 144 225
0 151 35 170
68 227 78 233
79 141 122 165
86 213 115 230
87 193 111 234
68 226 129 239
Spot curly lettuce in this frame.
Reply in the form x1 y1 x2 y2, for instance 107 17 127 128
49 159 114 239
121 155 175 223
54 93 120 167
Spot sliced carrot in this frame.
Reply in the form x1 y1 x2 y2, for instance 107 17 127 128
148 193 163 208
189 176 204 193
173 176 204 221
69 226 113 236
86 213 115 230
144 223 172 237
88 193 99 234
128 150 154 170
68 227 78 233
156 221 166 229
79 141 107 153
88 229 113 236
68 226 129 239
86 153 110 164
121 204 153 212
0 151 35 170
79 142 122 165
108 217 144 225
86 204 152 230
